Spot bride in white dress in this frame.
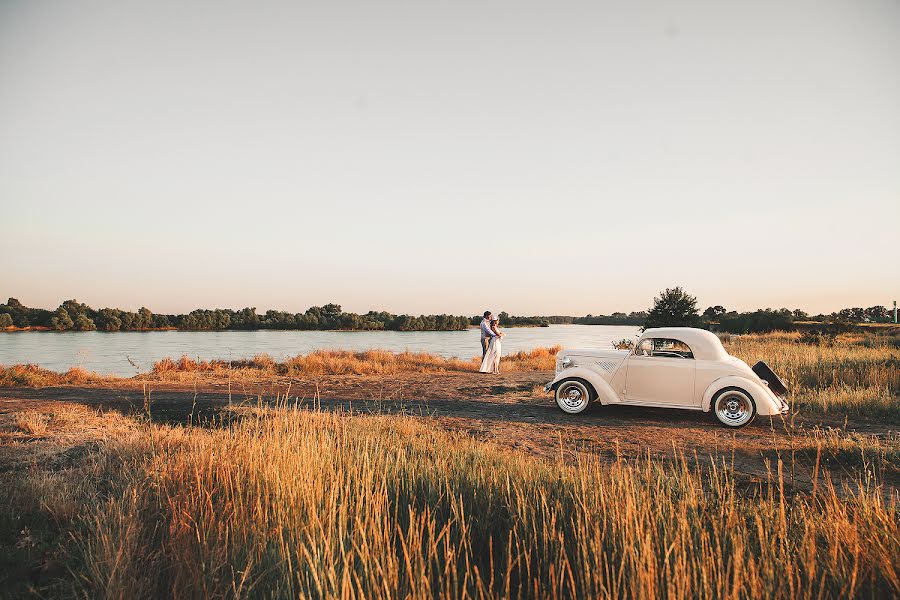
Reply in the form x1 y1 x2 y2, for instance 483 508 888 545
479 318 504 374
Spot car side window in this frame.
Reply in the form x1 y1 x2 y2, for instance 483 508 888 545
634 338 694 359
634 339 653 356
652 338 694 359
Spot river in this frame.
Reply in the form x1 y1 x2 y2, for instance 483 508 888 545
0 325 641 377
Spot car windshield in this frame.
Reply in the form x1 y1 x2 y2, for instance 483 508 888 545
634 338 694 359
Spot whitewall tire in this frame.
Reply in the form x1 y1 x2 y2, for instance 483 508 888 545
555 379 594 414
712 387 757 428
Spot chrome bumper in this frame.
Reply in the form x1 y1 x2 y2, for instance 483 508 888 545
543 381 554 393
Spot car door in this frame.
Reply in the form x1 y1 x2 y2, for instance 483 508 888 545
624 338 696 406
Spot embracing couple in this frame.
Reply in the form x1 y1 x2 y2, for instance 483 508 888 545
479 310 504 374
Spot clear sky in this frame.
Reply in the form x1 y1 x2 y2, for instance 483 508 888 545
1 0 897 316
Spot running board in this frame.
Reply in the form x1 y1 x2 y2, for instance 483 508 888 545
605 400 704 411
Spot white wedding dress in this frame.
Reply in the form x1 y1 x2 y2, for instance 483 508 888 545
479 336 502 374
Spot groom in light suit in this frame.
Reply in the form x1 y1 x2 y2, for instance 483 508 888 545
480 310 497 357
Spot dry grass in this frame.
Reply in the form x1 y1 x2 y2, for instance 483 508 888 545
499 345 560 371
14 410 49 436
0 347 559 387
724 332 900 418
0 403 137 467
725 332 899 391
1 407 896 599
802 427 899 477
148 345 561 380
0 364 107 388
281 349 475 375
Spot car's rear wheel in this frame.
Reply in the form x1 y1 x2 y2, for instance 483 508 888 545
555 379 594 414
712 387 756 428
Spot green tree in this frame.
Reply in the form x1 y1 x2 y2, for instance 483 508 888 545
138 307 154 329
60 299 93 321
864 306 890 323
73 314 96 331
151 314 171 328
836 307 866 323
119 311 136 329
702 305 727 320
644 287 700 329
97 308 123 331
51 307 74 330
717 309 794 334
233 307 259 329
0 313 12 328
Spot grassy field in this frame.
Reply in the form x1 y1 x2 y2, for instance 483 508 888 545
723 331 899 418
1 405 897 599
0 331 898 598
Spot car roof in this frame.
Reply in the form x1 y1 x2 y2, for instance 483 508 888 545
639 327 729 361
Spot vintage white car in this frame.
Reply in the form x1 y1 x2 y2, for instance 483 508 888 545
544 327 788 427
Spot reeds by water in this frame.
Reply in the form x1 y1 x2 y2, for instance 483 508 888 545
149 345 564 378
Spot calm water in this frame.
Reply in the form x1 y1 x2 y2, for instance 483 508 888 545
0 325 641 377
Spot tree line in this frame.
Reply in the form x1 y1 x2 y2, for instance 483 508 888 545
1 295 893 333
644 287 895 334
467 312 579 327
573 312 647 326
0 299 471 332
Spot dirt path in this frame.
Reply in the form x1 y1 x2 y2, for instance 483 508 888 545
1 370 896 492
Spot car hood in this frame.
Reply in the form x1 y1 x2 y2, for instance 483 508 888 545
562 348 630 360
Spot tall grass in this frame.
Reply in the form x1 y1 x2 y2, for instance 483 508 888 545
0 348 559 387
0 364 105 387
724 332 899 418
25 409 892 599
149 346 562 379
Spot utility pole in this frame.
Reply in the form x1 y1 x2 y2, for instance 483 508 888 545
894 300 897 324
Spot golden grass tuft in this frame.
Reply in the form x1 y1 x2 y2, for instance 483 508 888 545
500 344 561 371
0 364 109 387
64 366 104 385
14 410 49 436
0 364 66 387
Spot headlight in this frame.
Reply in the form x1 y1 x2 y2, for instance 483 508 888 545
561 356 573 368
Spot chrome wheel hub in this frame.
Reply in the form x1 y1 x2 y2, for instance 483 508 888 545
716 391 752 426
559 384 585 408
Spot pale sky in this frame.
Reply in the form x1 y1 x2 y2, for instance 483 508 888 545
1 0 898 316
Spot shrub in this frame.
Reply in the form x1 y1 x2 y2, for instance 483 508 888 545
717 309 794 333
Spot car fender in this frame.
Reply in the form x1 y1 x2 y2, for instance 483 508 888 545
702 376 784 416
548 368 619 406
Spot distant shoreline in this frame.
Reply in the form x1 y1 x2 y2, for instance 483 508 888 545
3 322 896 334
0 323 571 333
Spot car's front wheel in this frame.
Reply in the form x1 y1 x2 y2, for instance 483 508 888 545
712 387 757 428
555 379 594 414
